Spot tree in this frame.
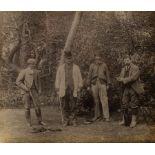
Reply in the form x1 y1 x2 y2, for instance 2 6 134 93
1 12 155 108
59 12 82 65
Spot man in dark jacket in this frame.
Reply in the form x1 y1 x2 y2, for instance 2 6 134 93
88 54 110 122
117 55 144 128
16 58 45 127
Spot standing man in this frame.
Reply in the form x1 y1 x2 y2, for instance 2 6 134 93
55 50 83 127
88 53 110 122
117 55 144 128
16 58 45 127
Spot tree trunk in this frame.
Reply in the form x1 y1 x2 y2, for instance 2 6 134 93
1 12 23 72
59 12 82 64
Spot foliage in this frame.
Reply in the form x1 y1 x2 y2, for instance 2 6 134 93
1 12 155 109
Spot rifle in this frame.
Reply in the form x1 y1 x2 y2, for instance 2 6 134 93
118 81 131 126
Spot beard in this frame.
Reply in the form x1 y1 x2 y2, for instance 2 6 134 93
65 59 73 64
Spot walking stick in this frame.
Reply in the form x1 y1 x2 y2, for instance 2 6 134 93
29 89 41 118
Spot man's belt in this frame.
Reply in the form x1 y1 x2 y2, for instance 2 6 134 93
91 77 107 85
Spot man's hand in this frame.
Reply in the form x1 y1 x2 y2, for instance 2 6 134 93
55 88 59 95
87 87 90 91
25 88 29 93
107 84 110 90
87 86 92 94
122 79 128 84
77 87 82 94
116 77 123 82
38 89 42 95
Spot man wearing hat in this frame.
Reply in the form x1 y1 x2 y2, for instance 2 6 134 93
88 53 110 122
16 58 45 127
55 50 83 127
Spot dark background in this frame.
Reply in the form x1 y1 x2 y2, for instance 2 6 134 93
0 12 155 111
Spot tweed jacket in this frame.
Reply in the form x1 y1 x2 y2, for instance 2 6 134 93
120 63 144 95
16 67 41 95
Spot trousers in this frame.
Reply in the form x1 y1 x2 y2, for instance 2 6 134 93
122 87 139 115
60 87 77 123
91 80 109 119
22 88 42 124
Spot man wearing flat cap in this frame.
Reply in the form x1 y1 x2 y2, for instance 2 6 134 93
16 58 45 128
55 50 83 127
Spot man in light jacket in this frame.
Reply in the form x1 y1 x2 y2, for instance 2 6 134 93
16 58 45 128
55 51 83 127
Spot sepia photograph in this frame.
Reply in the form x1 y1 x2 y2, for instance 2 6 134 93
0 11 155 143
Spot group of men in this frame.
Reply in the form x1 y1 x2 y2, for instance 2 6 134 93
16 50 144 129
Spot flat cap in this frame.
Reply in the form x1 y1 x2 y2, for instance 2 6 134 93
27 58 36 65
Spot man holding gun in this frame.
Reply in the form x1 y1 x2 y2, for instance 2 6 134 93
16 58 45 128
117 55 144 128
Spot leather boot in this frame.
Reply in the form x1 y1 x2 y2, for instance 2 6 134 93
92 116 101 122
35 108 42 123
72 118 78 127
130 115 137 128
119 115 125 126
62 120 70 127
35 108 46 126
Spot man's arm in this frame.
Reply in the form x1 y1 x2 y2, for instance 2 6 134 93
77 66 83 89
120 67 125 78
116 67 125 81
105 64 110 85
16 70 29 92
37 70 42 94
123 66 140 84
88 64 93 86
55 66 61 92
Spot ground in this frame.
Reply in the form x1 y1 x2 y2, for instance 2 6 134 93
0 106 155 143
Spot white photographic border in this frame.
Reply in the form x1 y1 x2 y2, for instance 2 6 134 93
0 0 154 154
